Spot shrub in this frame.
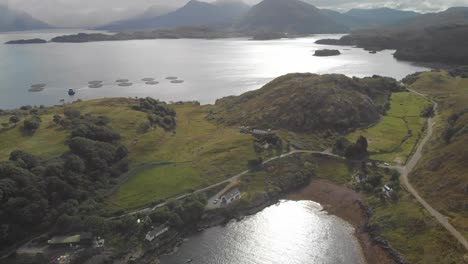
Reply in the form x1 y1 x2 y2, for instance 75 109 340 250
23 116 42 132
9 115 20 124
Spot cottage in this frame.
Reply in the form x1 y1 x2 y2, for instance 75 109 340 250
220 188 241 205
145 225 169 242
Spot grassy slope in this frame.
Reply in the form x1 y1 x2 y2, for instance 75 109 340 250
108 103 259 209
0 114 69 160
348 92 430 164
406 71 468 238
240 154 465 263
0 98 259 210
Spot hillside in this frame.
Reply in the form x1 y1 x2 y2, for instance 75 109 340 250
321 7 420 31
0 4 51 32
235 0 349 34
98 0 250 31
316 8 468 64
403 70 468 238
211 73 403 133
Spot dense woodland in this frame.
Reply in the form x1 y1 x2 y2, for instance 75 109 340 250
0 108 129 250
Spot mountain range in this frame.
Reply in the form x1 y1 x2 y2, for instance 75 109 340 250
0 4 51 32
98 0 250 31
97 0 425 34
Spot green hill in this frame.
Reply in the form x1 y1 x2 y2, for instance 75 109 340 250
211 73 403 133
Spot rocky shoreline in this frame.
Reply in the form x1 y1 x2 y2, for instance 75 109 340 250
288 180 408 264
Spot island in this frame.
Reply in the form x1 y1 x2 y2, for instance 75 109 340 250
251 32 288 40
5 38 47 44
313 49 341 56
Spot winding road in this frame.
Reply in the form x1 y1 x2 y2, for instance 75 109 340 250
388 89 468 250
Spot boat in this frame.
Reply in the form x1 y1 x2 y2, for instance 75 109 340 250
145 81 159 85
187 259 192 263
88 80 103 85
116 79 129 83
89 84 103 88
68 89 75 96
171 80 184 84
118 82 133 87
142 78 155 81
166 76 178 80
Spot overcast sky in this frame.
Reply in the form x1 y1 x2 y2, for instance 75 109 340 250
2 0 468 27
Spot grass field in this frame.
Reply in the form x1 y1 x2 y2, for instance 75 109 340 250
106 102 259 209
0 114 69 160
0 98 259 209
348 92 430 164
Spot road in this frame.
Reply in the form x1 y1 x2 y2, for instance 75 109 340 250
387 89 468 250
205 150 341 210
114 150 340 217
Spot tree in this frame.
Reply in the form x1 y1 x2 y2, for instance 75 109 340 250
23 116 42 132
10 150 39 169
9 115 20 125
247 158 263 171
64 108 81 119
345 136 369 160
53 115 62 124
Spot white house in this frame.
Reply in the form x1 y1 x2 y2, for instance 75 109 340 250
220 188 241 205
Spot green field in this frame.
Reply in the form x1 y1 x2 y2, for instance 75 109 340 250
108 102 260 209
0 114 69 160
348 92 430 164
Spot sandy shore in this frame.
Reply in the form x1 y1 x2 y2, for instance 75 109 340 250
288 180 397 264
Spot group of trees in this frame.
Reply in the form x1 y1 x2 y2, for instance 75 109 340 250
252 133 283 155
147 195 206 230
0 109 129 250
333 136 369 160
132 97 177 131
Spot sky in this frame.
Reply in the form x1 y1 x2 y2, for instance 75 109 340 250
1 0 468 27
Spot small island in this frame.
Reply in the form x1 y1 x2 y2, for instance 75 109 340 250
251 32 287 41
5 38 47 44
314 49 341 57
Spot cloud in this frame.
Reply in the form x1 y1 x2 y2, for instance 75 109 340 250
1 0 468 27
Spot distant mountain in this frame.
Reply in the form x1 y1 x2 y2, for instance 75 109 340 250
0 4 51 32
320 7 420 31
387 6 468 31
235 0 349 34
345 8 420 28
98 0 250 32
